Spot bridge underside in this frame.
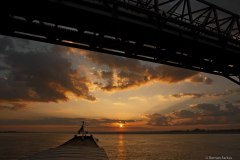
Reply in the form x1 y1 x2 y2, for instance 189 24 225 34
0 0 240 85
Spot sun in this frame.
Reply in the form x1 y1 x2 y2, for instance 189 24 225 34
119 124 124 128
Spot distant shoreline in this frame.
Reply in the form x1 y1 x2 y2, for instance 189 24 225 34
1 129 240 134
94 129 240 134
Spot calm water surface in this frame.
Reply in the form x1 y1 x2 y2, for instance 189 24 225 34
0 133 239 160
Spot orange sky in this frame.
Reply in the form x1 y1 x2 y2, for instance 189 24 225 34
0 35 240 132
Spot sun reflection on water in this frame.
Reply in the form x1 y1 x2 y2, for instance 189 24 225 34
117 134 126 160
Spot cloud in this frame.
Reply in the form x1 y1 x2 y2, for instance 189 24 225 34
146 103 240 126
189 74 213 84
0 103 27 111
173 110 197 118
170 88 240 99
0 37 96 108
236 100 240 104
150 65 209 84
0 117 137 126
146 113 172 126
171 93 206 99
191 103 221 114
0 36 214 109
113 102 126 106
0 36 14 53
128 96 147 101
83 51 213 91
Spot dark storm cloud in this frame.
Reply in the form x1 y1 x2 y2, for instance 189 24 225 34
0 37 95 107
173 110 196 118
84 52 213 91
236 100 240 104
191 103 221 114
0 117 137 126
146 103 240 126
0 35 214 110
0 36 14 53
146 113 172 126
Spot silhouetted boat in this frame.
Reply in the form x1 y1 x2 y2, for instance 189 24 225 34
21 121 108 160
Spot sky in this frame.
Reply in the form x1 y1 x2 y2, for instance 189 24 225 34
0 0 240 133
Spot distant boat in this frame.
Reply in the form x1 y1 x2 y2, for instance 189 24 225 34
21 121 109 160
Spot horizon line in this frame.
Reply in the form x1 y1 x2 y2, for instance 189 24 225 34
1 128 240 134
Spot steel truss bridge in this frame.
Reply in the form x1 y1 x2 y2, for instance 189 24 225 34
1 0 240 85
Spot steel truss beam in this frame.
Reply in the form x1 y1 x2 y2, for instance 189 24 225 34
118 0 240 40
0 0 240 85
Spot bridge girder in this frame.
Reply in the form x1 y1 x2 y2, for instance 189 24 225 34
0 0 240 85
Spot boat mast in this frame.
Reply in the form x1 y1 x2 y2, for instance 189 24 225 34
77 121 85 136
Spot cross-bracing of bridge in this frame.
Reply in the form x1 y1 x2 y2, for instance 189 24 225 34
0 0 240 85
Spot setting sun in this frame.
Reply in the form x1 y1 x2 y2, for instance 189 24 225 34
119 124 124 128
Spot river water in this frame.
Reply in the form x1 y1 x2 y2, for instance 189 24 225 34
0 133 239 160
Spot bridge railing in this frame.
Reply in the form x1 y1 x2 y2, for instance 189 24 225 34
116 0 240 42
